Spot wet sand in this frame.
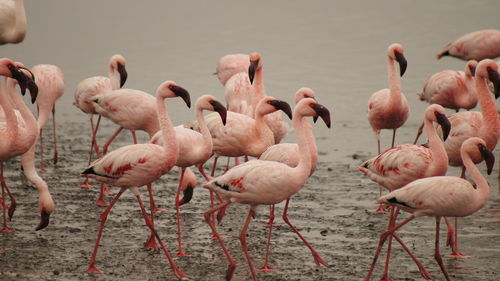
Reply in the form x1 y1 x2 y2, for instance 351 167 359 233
0 119 498 281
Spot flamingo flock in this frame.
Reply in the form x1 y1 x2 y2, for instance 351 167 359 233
1 18 499 281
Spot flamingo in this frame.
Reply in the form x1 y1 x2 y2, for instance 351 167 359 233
79 80 190 279
367 43 409 213
413 60 478 144
147 94 227 256
214 53 250 86
0 59 38 232
248 52 290 143
437 29 500 61
257 87 327 270
0 0 27 45
358 103 451 281
365 137 495 281
439 58 500 257
74 54 127 188
30 64 64 172
202 98 330 281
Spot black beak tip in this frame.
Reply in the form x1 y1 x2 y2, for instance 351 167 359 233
35 210 50 231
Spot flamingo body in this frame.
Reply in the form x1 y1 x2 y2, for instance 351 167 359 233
437 29 500 60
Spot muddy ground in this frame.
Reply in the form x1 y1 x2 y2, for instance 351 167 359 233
0 119 499 281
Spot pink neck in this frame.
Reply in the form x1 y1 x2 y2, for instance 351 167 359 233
387 56 402 107
424 117 448 176
476 74 500 146
293 113 312 180
0 78 18 139
461 148 489 206
156 96 178 167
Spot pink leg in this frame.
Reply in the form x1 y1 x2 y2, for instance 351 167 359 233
443 217 456 251
92 115 102 158
447 217 471 258
147 183 166 214
102 127 124 155
52 107 59 165
0 163 15 233
144 184 159 250
95 183 109 207
434 217 452 281
198 164 211 181
379 207 397 281
134 193 187 279
174 168 190 256
391 129 397 148
204 201 236 281
364 215 415 281
210 156 218 177
282 199 327 267
374 185 389 214
80 115 100 188
87 188 125 273
224 157 231 173
39 128 47 173
413 122 424 145
259 204 276 271
131 130 137 144
240 209 259 281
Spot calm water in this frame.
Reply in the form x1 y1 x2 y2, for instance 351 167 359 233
3 0 500 166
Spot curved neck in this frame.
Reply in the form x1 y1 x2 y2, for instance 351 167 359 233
253 110 272 141
108 65 120 90
292 113 312 177
0 79 18 138
6 78 38 133
196 106 212 150
461 149 489 205
156 96 178 166
252 67 266 106
476 75 500 132
304 120 318 175
424 117 448 176
387 56 402 106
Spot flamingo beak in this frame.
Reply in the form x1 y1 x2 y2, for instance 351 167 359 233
487 67 500 99
269 100 292 120
248 59 259 85
210 100 227 125
35 210 51 231
178 186 194 206
8 64 29 95
469 64 476 77
311 103 331 128
394 51 407 77
117 63 128 88
170 85 191 108
435 112 451 141
479 144 495 175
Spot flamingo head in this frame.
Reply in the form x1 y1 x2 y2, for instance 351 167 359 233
295 98 331 128
4 60 38 102
258 96 292 119
157 81 191 107
248 52 263 84
15 62 39 104
478 143 495 175
179 168 197 205
388 43 407 77
35 188 55 231
294 87 316 104
465 60 478 77
110 54 128 88
197 95 227 125
426 104 450 141
476 59 500 98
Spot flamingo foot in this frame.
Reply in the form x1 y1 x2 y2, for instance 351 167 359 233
39 168 48 173
173 267 188 280
95 198 109 207
447 251 472 258
103 184 114 195
378 276 395 281
258 264 276 271
80 179 95 188
144 233 159 250
0 227 14 232
374 204 390 214
226 264 236 281
264 219 276 226
175 250 191 257
211 232 227 240
152 207 168 214
86 264 104 274
312 252 328 267
416 264 433 280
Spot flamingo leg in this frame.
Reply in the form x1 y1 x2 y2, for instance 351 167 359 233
374 185 389 214
281 198 327 267
210 156 218 177
131 130 137 144
413 122 424 145
447 167 470 258
102 127 123 155
379 206 397 281
391 129 397 148
134 192 187 280
51 106 58 165
0 163 14 233
92 115 102 158
434 217 452 281
175 168 190 256
364 215 415 281
204 200 236 281
38 127 47 173
198 163 211 181
240 208 258 281
259 204 276 271
80 115 100 188
144 183 159 250
87 188 125 273
95 183 109 207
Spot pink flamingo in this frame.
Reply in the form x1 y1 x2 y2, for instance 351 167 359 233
365 137 495 281
0 0 27 45
202 98 330 281
437 29 500 61
359 103 451 281
30 64 64 172
413 60 478 144
79 81 190 279
367 43 409 213
248 52 290 143
0 59 38 232
440 58 500 257
214 53 250 86
74 54 127 187
258 88 327 270
147 94 227 255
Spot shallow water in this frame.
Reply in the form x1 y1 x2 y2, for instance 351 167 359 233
1 1 499 280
